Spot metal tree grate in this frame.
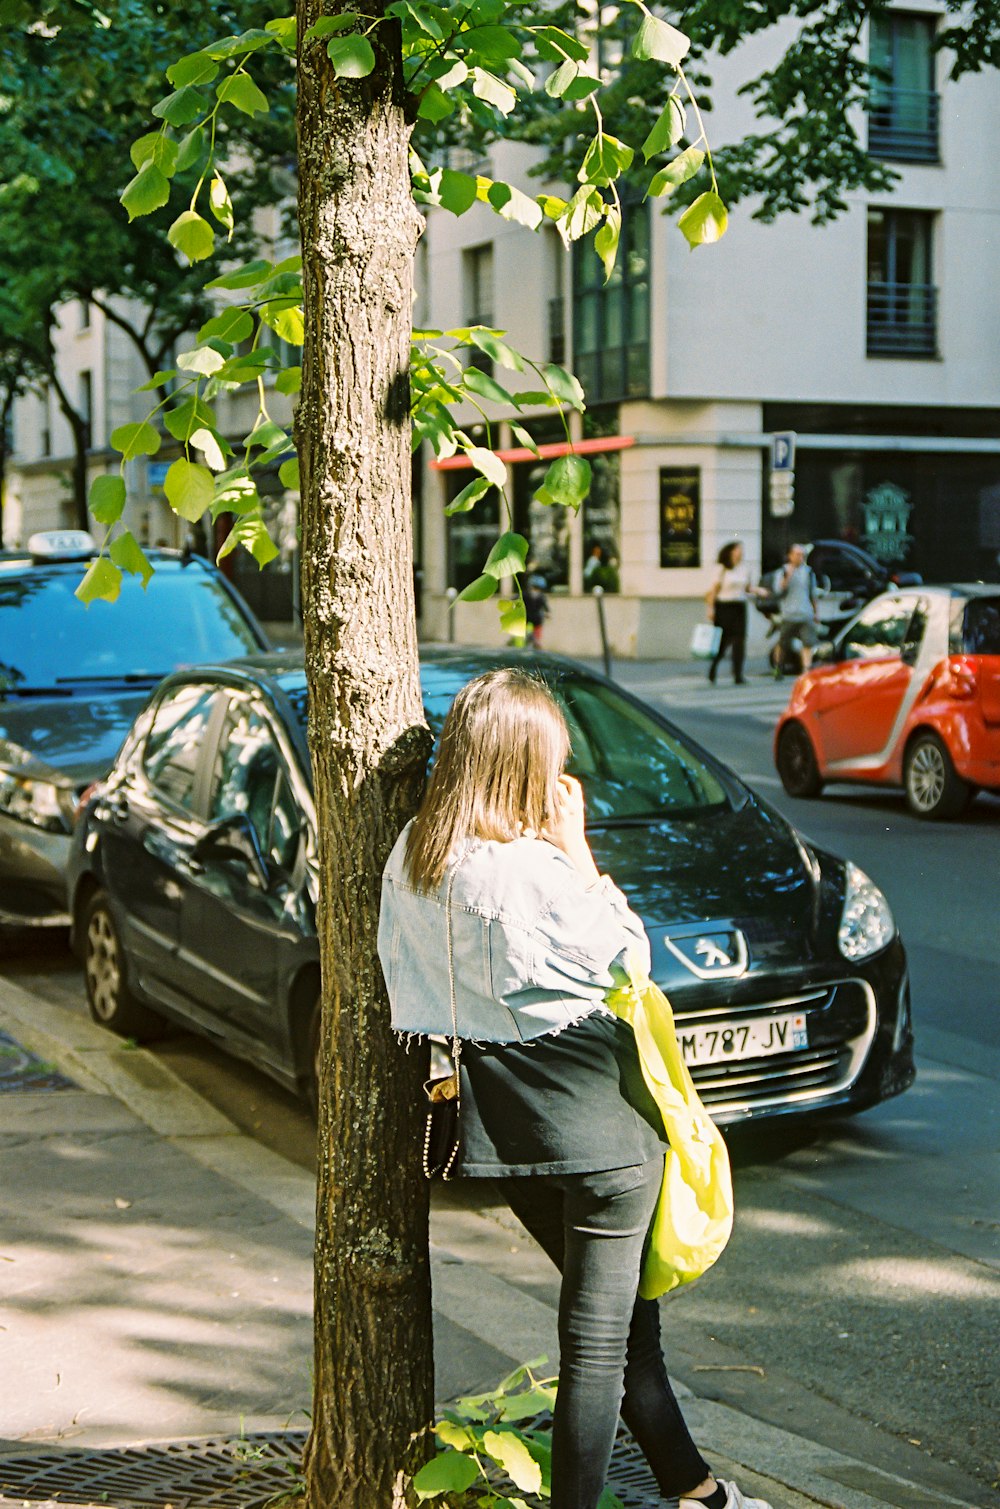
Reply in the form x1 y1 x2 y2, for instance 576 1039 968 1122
0 1420 664 1508
0 1031 75 1094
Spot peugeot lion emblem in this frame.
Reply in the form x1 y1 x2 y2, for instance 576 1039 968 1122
664 928 749 980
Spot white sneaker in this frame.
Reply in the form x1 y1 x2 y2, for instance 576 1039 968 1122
679 1481 774 1509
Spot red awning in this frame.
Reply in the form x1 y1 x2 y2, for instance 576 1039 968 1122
430 434 635 470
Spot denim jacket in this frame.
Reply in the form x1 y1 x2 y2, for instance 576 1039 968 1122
378 821 651 1043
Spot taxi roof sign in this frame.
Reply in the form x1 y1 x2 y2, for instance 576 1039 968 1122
27 530 97 562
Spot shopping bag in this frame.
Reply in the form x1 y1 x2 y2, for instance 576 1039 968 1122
690 622 722 660
606 970 734 1298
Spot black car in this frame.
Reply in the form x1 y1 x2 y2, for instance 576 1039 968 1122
0 531 270 933
68 649 915 1124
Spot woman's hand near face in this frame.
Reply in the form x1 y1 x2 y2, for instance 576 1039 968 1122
542 774 601 885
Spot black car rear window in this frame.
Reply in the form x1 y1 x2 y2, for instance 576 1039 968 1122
963 598 1000 655
0 563 262 693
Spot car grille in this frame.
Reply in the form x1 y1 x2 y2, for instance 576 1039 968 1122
673 980 876 1119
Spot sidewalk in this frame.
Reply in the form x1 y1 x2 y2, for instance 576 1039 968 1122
0 978 983 1509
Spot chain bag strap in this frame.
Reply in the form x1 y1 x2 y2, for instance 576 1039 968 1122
421 857 464 1180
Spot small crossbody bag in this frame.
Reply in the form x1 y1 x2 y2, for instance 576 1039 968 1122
421 859 463 1180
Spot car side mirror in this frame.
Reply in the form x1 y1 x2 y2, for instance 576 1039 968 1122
194 813 269 888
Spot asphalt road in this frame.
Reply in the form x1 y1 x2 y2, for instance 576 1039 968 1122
3 657 998 1504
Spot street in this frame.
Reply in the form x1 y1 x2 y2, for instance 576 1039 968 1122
3 659 998 1506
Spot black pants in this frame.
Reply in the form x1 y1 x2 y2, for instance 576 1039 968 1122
709 601 747 682
499 1161 711 1509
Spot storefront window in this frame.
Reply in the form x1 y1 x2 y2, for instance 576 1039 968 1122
512 417 570 591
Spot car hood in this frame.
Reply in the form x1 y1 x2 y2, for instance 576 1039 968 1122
0 689 151 787
589 796 826 994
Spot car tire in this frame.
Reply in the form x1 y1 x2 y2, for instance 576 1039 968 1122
82 890 163 1040
776 722 824 798
903 732 972 820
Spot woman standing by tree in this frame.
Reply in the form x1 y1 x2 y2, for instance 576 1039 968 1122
378 667 771 1509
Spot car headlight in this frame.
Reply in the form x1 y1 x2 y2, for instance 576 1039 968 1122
0 767 76 834
838 862 896 961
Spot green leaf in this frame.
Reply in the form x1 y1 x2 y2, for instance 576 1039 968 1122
466 446 507 490
89 475 126 525
109 531 154 587
190 427 229 472
678 190 729 248
544 59 578 98
165 459 215 521
75 557 122 606
198 307 253 344
212 473 260 517
261 302 305 345
486 181 543 230
594 207 621 281
175 124 206 173
206 259 271 291
176 344 226 377
265 15 297 48
327 35 376 77
647 145 705 199
275 366 302 394
439 169 478 217
563 69 601 101
166 50 219 88
216 72 269 116
434 59 468 89
642 96 686 161
559 185 604 243
168 209 215 264
498 597 527 639
120 162 171 222
417 82 453 121
130 132 179 176
579 133 633 187
456 573 497 603
111 421 161 460
278 457 300 489
137 369 177 391
248 419 289 451
464 367 517 407
444 476 490 515
209 175 234 234
412 1449 481 1500
631 13 690 68
542 363 586 411
469 329 525 372
433 1419 476 1451
163 395 217 442
305 12 358 38
205 28 275 58
534 25 590 64
483 530 528 579
471 68 516 115
151 85 207 127
535 453 591 509
509 421 539 454
217 515 280 567
482 1431 543 1494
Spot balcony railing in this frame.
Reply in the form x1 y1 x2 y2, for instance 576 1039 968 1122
548 297 566 365
866 281 938 358
868 87 940 162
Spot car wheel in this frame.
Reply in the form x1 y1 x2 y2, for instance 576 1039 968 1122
776 723 824 798
904 732 972 820
83 891 162 1040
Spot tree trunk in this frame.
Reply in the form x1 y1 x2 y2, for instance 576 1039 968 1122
295 5 433 1508
48 366 89 531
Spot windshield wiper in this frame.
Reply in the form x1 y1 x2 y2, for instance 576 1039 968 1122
55 673 165 685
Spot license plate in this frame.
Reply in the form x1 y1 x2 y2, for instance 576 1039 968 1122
677 1010 808 1067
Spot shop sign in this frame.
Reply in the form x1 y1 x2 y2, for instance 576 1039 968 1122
659 468 701 568
861 482 913 564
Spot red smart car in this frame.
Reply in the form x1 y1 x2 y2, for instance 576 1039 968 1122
774 585 1000 819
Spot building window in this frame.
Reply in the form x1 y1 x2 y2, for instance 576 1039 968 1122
79 370 93 449
573 199 649 402
866 209 937 358
463 244 494 375
869 12 939 163
547 229 566 365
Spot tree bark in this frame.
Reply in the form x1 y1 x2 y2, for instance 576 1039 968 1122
295 5 433 1508
47 362 90 531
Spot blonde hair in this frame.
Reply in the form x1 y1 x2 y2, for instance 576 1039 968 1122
405 668 570 892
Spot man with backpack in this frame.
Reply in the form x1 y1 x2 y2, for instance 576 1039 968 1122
773 543 820 677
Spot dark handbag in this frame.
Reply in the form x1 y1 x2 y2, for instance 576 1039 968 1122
422 859 464 1180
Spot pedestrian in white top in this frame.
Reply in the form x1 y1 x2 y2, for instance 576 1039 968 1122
704 541 757 685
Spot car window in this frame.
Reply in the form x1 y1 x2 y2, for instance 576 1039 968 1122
208 700 281 852
901 598 929 663
963 598 1000 654
841 598 913 661
269 771 302 871
143 685 222 810
810 547 876 595
0 563 262 691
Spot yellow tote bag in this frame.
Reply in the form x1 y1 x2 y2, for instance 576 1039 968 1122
606 970 734 1299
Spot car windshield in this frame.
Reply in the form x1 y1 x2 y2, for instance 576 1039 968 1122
0 563 262 692
283 662 733 819
963 597 1000 655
